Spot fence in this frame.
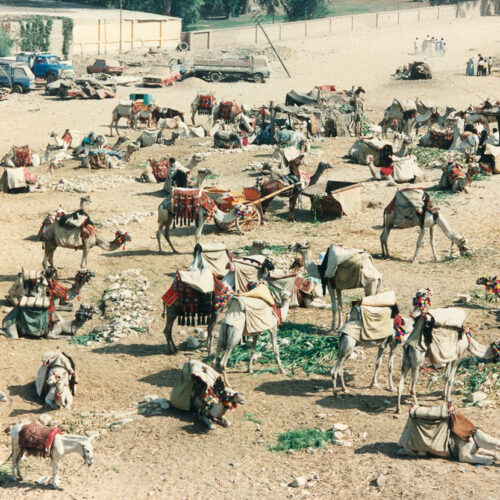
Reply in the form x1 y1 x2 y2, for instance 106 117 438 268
186 1 482 51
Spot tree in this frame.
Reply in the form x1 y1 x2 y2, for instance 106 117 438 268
285 0 328 20
0 28 14 57
171 0 204 26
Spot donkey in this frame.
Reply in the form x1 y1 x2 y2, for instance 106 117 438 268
10 422 97 489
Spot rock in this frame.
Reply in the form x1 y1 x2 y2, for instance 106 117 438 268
334 440 352 447
289 477 307 488
456 294 471 303
306 447 315 454
287 449 296 455
38 414 53 426
316 413 327 419
478 399 494 408
333 431 343 440
112 418 134 426
279 338 290 347
186 336 201 349
199 331 208 340
0 391 7 402
357 432 368 440
332 423 348 432
374 474 386 488
467 391 488 403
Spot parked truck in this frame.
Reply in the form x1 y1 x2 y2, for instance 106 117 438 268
16 52 75 82
191 55 271 83
0 61 35 93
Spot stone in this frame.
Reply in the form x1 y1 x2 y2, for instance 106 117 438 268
467 391 488 403
316 414 327 419
112 418 134 426
374 474 386 488
334 440 353 447
279 338 290 347
38 414 53 426
0 391 7 402
332 423 348 432
333 431 344 440
456 294 471 303
306 447 315 454
289 477 307 488
186 336 201 349
477 399 494 408
357 432 368 440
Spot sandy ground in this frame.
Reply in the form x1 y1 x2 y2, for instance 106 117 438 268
0 15 499 500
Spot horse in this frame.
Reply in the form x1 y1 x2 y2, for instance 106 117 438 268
152 107 185 127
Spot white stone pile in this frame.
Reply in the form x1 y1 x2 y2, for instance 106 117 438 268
88 269 154 343
48 174 136 193
137 395 170 416
101 211 156 228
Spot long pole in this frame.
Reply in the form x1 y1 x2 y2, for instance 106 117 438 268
119 0 123 54
252 13 291 78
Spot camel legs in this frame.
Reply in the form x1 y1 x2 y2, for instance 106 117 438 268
412 226 426 263
458 433 497 465
269 326 286 375
369 344 386 389
443 359 460 402
163 306 178 354
194 211 206 245
429 225 438 262
43 243 57 271
160 213 179 254
380 223 391 258
288 193 299 222
206 312 218 355
247 335 259 374
81 243 90 269
12 448 24 480
331 334 352 396
387 342 397 392
219 345 234 387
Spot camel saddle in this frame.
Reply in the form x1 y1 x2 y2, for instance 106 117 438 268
450 407 476 441
19 423 62 456
58 209 92 229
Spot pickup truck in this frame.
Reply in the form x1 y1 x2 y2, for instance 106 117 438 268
191 55 271 83
87 58 124 76
16 52 75 82
0 61 35 93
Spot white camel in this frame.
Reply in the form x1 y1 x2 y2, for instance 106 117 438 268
157 191 249 254
45 367 73 409
380 99 417 138
380 188 470 262
214 289 291 387
10 422 96 488
190 92 217 125
331 296 409 397
290 242 382 329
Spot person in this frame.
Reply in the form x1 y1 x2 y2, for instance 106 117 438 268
414 37 420 55
430 37 436 57
477 54 483 76
466 57 474 76
438 38 445 56
450 111 465 150
487 56 492 75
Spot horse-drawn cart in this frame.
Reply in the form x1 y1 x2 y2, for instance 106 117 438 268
206 183 297 234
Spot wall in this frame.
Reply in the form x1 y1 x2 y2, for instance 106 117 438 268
72 18 182 56
186 1 484 50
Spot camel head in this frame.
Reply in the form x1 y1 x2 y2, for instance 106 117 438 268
74 269 96 289
288 241 310 253
457 236 470 256
220 388 244 409
114 230 132 245
476 275 498 286
197 167 213 179
250 240 271 253
74 304 98 324
318 161 334 172
411 288 432 317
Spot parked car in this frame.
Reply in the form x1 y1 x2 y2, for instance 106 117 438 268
87 59 124 76
0 61 35 93
143 65 181 87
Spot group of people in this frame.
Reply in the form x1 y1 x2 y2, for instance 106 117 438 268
466 54 493 76
414 35 447 57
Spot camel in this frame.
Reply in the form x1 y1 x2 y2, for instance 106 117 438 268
10 422 97 488
212 101 244 124
151 106 184 126
213 289 291 387
156 192 247 254
398 403 500 465
110 101 156 136
259 161 333 222
366 154 422 184
380 188 470 263
396 290 498 412
1 303 96 339
190 92 217 125
439 161 480 193
291 242 382 329
39 206 131 270
380 99 417 138
331 293 408 397
162 154 206 192
348 135 411 167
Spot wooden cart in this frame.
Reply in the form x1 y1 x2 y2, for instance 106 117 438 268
206 183 297 234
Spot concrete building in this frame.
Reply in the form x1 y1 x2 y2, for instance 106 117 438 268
0 1 182 56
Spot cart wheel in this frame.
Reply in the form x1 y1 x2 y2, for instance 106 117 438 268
214 218 236 232
236 206 261 234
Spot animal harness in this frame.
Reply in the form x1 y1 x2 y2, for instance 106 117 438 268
19 423 62 457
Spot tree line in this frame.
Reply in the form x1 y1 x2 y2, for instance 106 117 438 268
51 0 329 26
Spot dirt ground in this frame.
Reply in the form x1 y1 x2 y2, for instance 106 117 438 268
0 15 499 500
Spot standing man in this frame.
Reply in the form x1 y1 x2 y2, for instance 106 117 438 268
477 54 483 76
450 112 466 150
487 56 492 75
414 37 420 55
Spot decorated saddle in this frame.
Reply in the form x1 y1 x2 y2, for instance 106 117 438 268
199 94 216 114
19 423 62 456
171 188 217 227
13 145 32 167
150 158 171 182
428 127 454 149
58 209 95 240
440 161 465 188
162 270 231 326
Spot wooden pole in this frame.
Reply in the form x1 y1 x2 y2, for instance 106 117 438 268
270 101 276 145
252 14 291 78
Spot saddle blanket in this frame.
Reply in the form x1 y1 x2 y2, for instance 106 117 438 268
19 423 62 456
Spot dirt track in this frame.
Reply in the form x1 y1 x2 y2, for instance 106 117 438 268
0 15 499 500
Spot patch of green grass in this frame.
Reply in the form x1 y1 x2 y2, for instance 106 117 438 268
457 358 499 403
238 244 289 255
70 332 101 345
271 428 333 452
225 322 338 375
244 412 263 425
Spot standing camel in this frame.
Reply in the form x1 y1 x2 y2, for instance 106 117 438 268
331 291 408 397
214 288 291 386
380 188 470 262
396 289 498 412
259 161 333 222
190 93 217 125
39 215 131 270
156 191 248 254
290 242 382 329
380 99 417 138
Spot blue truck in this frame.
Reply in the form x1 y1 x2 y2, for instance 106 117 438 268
0 61 35 93
16 52 74 82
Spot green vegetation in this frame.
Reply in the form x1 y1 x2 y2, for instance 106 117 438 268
221 322 338 375
244 411 263 424
0 28 13 57
271 427 333 451
457 358 499 404
19 16 54 52
62 18 74 59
